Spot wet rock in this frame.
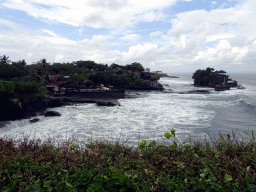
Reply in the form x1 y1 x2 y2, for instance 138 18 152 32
237 85 245 89
163 90 173 93
44 111 61 117
96 100 121 106
30 118 40 123
178 90 210 94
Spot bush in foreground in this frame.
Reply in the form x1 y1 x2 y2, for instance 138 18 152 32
0 130 256 191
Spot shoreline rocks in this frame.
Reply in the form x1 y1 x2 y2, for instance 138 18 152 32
176 90 210 94
30 118 40 123
44 111 61 117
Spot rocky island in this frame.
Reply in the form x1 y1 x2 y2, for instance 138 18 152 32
192 67 237 91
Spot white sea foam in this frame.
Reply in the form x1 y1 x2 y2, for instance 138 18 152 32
2 74 255 149
0 92 214 149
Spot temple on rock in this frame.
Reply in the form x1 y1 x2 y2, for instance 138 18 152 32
193 68 238 91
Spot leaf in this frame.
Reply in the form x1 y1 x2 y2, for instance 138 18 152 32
148 140 156 148
171 129 176 137
200 173 206 178
164 133 172 139
66 182 74 188
172 141 178 148
43 180 52 188
225 174 232 181
139 139 146 150
244 132 248 135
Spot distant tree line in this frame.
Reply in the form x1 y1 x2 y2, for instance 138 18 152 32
0 55 160 90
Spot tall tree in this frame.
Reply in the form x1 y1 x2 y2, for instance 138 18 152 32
0 55 11 65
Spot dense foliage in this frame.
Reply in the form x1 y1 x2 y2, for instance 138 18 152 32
0 80 48 101
0 54 161 90
0 130 256 191
192 67 222 86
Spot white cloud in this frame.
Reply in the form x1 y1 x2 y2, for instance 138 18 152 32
3 0 180 28
120 34 140 41
54 54 64 62
122 43 158 60
42 29 58 37
164 0 256 70
150 31 163 38
206 33 236 42
1 0 256 72
27 53 33 58
0 18 19 29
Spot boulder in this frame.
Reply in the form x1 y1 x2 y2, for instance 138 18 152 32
96 100 121 106
44 111 61 117
30 118 40 123
178 90 210 94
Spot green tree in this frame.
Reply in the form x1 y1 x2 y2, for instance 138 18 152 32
150 73 160 81
126 62 145 72
0 55 11 65
0 64 22 80
69 74 86 84
88 72 108 85
116 69 124 75
26 69 48 85
76 60 97 69
12 60 28 76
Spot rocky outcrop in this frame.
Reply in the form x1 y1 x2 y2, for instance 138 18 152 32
0 95 122 121
96 100 121 106
177 90 210 94
30 118 40 123
47 97 64 108
44 111 61 117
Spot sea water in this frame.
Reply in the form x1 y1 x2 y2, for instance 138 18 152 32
1 73 256 150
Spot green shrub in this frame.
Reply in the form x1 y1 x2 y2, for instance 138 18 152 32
0 80 15 94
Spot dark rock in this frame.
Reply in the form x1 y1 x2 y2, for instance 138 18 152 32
163 90 173 93
237 85 245 89
96 100 121 106
44 111 61 117
178 90 210 94
30 118 40 123
62 97 73 102
47 97 64 108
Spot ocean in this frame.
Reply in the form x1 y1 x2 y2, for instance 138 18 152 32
1 73 256 150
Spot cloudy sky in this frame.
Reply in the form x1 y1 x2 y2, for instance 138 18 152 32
0 0 255 73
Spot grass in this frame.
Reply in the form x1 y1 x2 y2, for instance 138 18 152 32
1 129 256 191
